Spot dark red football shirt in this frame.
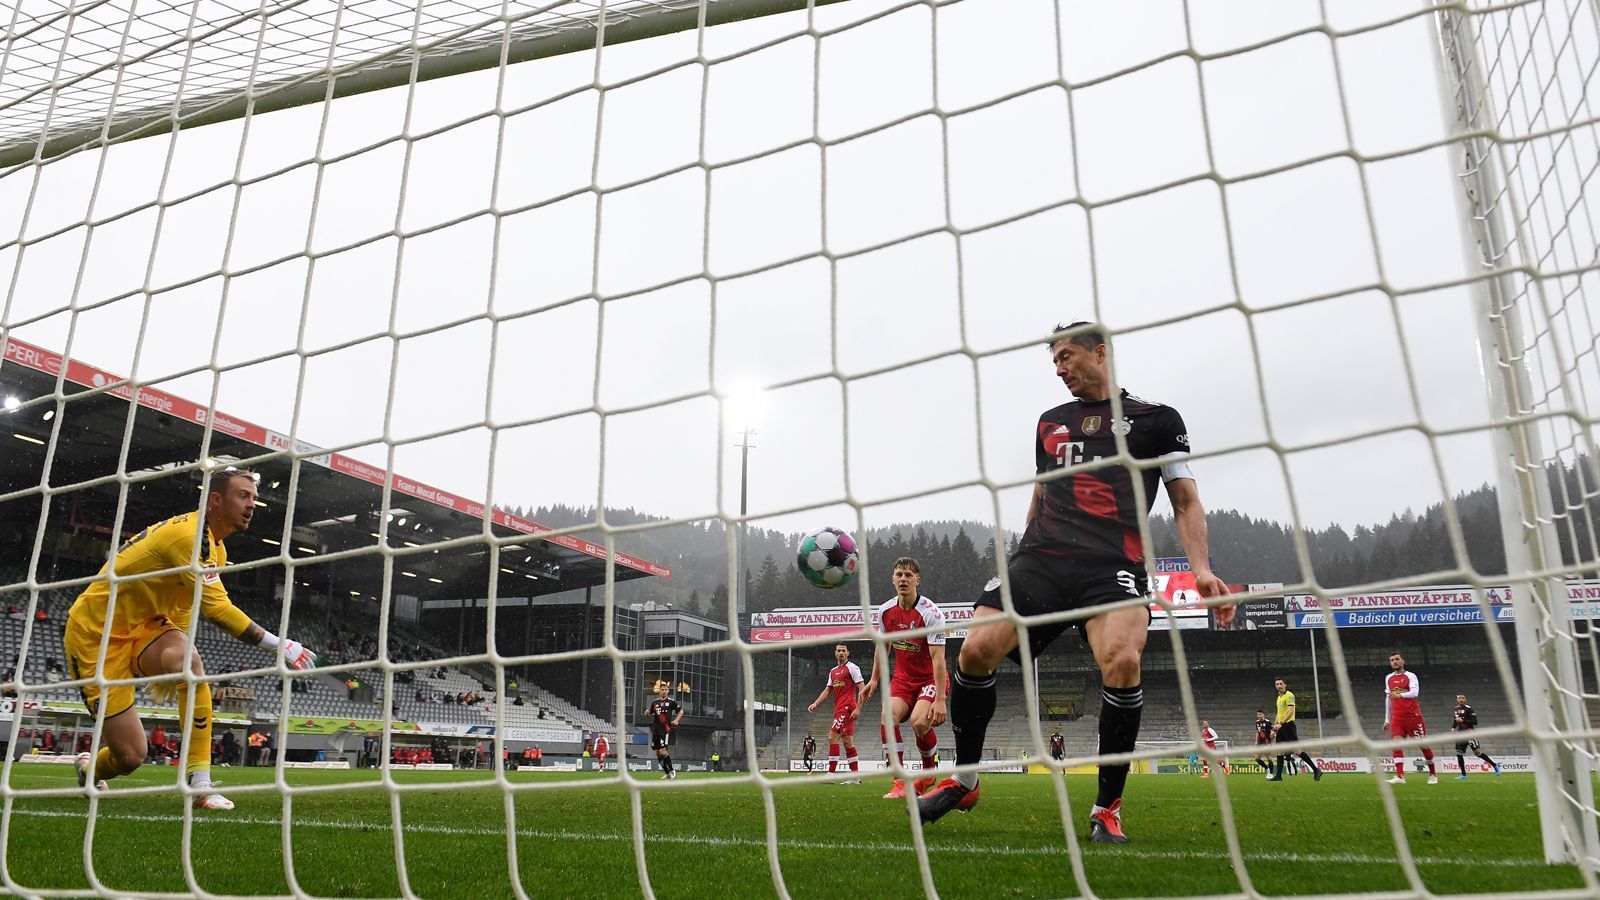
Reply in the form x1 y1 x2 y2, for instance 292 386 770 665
1021 389 1190 563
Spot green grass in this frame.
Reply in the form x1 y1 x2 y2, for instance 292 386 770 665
1 763 1588 898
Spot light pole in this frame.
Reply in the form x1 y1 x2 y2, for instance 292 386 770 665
727 385 762 764
733 425 756 764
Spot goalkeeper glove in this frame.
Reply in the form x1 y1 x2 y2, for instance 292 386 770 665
281 639 318 671
258 629 318 670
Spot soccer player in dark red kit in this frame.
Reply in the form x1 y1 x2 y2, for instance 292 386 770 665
593 733 610 773
864 557 947 800
1451 692 1501 778
1383 653 1437 784
918 322 1233 843
646 680 684 779
1252 709 1274 774
807 643 865 779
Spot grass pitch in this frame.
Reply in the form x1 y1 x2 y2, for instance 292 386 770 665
1 762 1588 898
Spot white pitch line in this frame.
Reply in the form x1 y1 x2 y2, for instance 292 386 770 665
5 808 1556 869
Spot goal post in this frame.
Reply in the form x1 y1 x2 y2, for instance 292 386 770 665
1434 1 1600 866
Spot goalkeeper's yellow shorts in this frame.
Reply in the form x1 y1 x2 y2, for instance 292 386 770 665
65 613 182 719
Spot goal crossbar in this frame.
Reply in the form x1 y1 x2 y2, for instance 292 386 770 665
0 0 845 170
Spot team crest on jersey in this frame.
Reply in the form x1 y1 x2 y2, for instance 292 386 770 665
983 577 1001 592
1081 415 1101 435
1111 417 1133 435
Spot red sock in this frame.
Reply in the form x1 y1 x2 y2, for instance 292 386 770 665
829 743 840 773
916 728 938 768
1393 751 1405 777
881 724 904 766
1202 760 1210 775
1423 748 1436 775
847 747 859 772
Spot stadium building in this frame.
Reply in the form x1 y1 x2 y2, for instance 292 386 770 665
0 337 716 768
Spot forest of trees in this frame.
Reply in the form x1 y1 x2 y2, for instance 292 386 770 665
495 453 1600 617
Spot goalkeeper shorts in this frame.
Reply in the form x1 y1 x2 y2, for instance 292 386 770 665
65 613 183 719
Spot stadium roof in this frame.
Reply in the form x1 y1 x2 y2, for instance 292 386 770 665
0 337 668 603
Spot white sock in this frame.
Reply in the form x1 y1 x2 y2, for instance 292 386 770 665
188 770 213 790
953 771 978 790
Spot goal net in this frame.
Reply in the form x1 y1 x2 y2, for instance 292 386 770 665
4 0 1600 896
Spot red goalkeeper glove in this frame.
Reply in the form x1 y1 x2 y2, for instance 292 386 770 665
281 639 318 670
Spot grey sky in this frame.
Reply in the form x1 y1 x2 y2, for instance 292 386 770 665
1 0 1518 562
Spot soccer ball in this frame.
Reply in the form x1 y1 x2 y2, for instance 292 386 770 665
796 526 859 589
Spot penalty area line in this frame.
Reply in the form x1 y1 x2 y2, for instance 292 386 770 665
4 808 1553 868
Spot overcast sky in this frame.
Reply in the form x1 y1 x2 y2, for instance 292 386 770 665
3 0 1580 574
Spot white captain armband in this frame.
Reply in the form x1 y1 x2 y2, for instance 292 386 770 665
1159 451 1195 483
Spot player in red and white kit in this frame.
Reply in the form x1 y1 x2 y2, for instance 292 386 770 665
864 557 947 800
1383 652 1437 784
1198 720 1228 778
593 733 610 772
807 643 866 779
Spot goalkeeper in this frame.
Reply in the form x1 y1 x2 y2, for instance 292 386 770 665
66 467 317 809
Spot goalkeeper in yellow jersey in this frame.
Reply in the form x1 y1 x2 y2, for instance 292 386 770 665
66 467 318 809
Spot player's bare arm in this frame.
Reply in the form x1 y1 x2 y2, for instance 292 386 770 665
1025 482 1044 530
1168 477 1233 628
807 682 830 713
863 646 884 701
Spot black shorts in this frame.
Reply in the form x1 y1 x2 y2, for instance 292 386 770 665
1276 721 1299 744
1455 736 1480 754
975 552 1150 661
1050 747 1064 760
651 730 672 751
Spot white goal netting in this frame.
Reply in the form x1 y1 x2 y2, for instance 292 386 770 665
5 0 1600 896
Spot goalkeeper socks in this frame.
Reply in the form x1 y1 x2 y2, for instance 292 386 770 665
950 668 996 790
1095 683 1143 809
916 728 938 768
180 679 214 782
94 746 134 781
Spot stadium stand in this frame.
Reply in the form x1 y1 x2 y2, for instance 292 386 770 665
0 577 631 739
